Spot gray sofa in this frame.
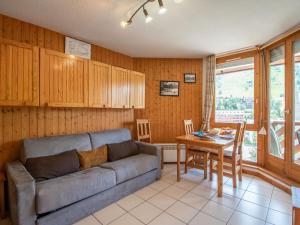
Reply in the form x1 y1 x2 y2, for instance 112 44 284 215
6 128 161 225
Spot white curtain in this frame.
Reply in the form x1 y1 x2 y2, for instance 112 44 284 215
201 55 216 131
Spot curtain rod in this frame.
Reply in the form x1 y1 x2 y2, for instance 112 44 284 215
216 46 259 58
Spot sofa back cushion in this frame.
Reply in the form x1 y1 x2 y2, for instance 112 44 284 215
77 145 107 169
22 133 92 163
107 140 139 162
25 150 80 182
89 128 132 149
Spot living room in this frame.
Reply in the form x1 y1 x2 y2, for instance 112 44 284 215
0 0 299 225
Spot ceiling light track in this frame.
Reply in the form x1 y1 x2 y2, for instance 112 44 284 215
121 0 167 28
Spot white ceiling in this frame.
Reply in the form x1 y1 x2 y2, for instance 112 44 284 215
0 0 300 58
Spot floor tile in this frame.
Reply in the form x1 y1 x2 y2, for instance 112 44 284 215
250 178 274 189
202 200 234 222
191 184 217 199
236 200 268 221
162 185 187 199
130 202 162 224
272 189 292 204
211 193 240 209
174 179 197 191
266 209 292 225
228 211 265 225
225 177 251 190
180 191 208 210
134 186 158 200
189 212 226 225
161 174 177 184
117 194 143 211
166 201 198 223
223 185 245 198
149 180 170 191
73 216 101 225
148 193 177 210
269 199 292 215
247 183 273 198
93 203 126 225
109 213 144 225
148 212 185 225
242 191 271 207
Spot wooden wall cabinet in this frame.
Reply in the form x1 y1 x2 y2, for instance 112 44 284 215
0 39 39 106
88 61 112 108
40 48 89 107
130 71 145 109
111 66 130 108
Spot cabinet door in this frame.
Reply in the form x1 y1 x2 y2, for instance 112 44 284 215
111 66 129 108
130 71 145 109
88 61 112 108
40 48 88 107
0 39 39 106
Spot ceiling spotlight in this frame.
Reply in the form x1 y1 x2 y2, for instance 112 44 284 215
158 0 167 14
143 7 153 23
120 20 132 28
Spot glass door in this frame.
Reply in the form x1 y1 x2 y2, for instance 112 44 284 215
266 44 286 173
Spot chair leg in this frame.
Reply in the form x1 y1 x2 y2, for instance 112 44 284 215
232 160 237 188
209 158 213 181
203 153 208 179
238 160 243 181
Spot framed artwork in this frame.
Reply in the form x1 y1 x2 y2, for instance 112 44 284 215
184 73 196 83
160 81 179 96
65 37 91 59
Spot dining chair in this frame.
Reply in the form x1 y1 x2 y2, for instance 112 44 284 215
209 122 246 188
183 119 209 178
136 119 164 169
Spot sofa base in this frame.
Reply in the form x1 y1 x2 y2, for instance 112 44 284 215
37 169 158 225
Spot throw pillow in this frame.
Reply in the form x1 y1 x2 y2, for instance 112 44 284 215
107 140 139 162
25 149 80 182
77 145 107 169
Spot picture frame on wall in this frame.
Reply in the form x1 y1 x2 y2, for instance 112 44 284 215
160 81 179 96
65 37 91 59
184 73 196 83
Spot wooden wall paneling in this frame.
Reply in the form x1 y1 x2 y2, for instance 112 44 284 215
40 48 89 107
88 60 112 108
133 58 202 143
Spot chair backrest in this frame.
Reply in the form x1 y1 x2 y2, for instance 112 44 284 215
233 122 247 157
184 119 194 135
136 119 152 143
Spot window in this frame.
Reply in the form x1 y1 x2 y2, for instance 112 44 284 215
243 131 257 162
215 57 255 124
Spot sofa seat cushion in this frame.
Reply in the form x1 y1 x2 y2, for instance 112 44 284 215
101 153 158 184
36 167 116 214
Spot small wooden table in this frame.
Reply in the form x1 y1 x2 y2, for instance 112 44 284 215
0 172 6 219
176 134 234 197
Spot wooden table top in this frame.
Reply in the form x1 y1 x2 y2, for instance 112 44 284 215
175 134 234 149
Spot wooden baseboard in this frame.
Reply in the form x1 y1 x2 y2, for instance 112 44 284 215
243 164 300 194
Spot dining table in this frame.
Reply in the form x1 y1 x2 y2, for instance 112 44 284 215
175 134 234 197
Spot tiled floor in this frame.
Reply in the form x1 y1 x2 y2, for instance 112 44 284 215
0 164 293 225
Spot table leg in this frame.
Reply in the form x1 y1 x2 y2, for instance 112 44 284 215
177 143 181 182
184 144 189 174
217 147 224 197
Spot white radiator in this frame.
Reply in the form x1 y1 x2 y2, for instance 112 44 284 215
154 143 186 163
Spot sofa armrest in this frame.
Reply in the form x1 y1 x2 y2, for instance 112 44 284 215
6 161 36 225
136 142 161 179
